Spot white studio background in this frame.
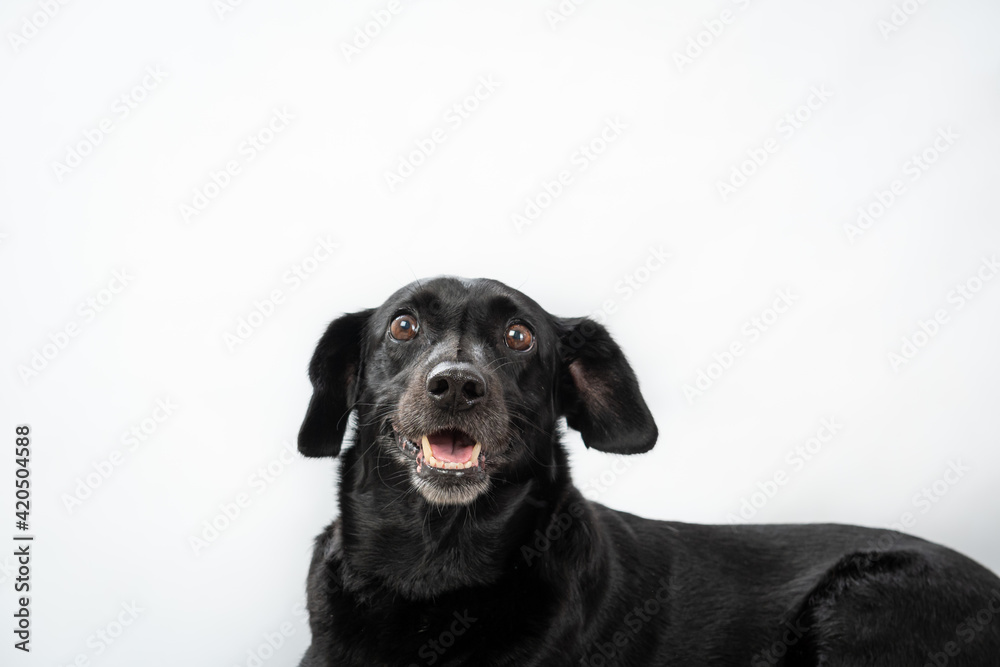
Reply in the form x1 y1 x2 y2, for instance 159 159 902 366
2 0 1000 664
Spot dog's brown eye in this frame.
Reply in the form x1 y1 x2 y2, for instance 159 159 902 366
505 323 533 351
390 314 419 341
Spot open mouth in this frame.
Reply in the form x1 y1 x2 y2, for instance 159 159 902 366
397 428 486 477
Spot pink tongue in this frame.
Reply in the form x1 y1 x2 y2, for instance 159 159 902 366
427 431 475 463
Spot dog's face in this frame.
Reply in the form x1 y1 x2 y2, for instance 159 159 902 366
298 277 657 505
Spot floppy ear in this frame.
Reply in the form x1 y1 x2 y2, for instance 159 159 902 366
298 309 374 458
556 317 658 455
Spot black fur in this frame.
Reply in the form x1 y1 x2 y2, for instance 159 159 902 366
297 277 1000 666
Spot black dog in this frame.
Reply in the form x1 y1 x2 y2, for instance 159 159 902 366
296 277 1000 666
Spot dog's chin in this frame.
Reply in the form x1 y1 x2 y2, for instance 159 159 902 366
394 429 492 506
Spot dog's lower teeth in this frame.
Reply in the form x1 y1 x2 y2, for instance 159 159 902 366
425 456 472 470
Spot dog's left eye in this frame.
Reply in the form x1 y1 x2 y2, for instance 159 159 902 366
505 323 533 351
390 314 419 341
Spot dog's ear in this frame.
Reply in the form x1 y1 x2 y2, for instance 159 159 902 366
556 317 657 455
298 309 374 458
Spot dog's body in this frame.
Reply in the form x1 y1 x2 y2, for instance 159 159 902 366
297 277 1000 666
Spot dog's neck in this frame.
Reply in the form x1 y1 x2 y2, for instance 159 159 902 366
333 429 574 601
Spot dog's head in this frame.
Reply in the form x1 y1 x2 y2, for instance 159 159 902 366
298 277 657 505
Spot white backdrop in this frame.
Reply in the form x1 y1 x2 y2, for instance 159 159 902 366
2 0 1000 664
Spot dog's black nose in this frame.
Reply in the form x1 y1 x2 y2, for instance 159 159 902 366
426 362 486 411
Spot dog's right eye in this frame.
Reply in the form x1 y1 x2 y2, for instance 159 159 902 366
389 314 419 341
